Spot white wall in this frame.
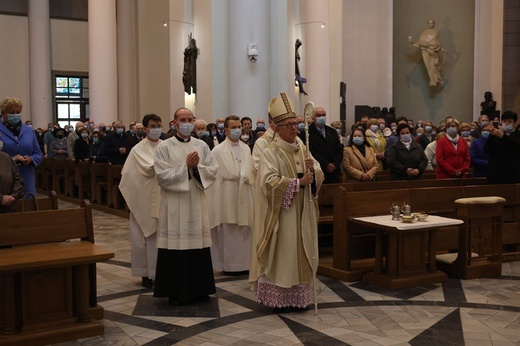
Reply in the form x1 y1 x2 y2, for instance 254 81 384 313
50 19 88 73
474 0 503 119
342 0 393 125
0 15 31 121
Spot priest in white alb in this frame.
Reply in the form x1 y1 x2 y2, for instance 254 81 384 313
119 113 163 288
153 107 218 306
207 115 253 275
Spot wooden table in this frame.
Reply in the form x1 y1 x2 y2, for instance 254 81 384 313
351 215 463 289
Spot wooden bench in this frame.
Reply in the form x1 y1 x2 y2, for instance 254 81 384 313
0 201 114 345
13 190 58 212
107 164 124 209
90 162 108 205
75 161 91 200
51 159 68 195
64 159 77 197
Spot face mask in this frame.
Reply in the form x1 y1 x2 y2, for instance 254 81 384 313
81 133 89 139
391 127 396 132
370 125 378 132
425 126 432 132
379 124 385 131
352 137 364 146
480 121 488 128
137 130 145 137
196 131 206 138
116 128 124 135
149 128 162 140
417 123 422 128
7 114 21 125
481 131 490 139
68 127 74 132
130 129 135 134
211 130 217 137
447 127 458 136
99 126 106 132
461 130 470 138
92 137 99 144
502 123 514 133
336 129 342 136
316 117 326 126
27 124 33 128
217 123 224 130
400 134 411 142
297 123 305 131
432 131 437 136
57 134 65 140
229 128 242 140
256 123 265 130
178 122 194 137
170 125 175 131
241 135 250 141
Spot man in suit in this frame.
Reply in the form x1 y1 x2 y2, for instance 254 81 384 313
299 107 343 184
215 117 226 143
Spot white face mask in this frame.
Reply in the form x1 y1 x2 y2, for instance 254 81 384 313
178 123 194 137
241 135 250 141
148 128 162 140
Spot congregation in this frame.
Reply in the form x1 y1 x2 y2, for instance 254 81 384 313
1 92 520 313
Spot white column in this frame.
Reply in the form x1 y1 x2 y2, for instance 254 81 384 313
28 0 53 128
117 0 139 125
88 0 118 124
228 0 270 122
298 0 330 113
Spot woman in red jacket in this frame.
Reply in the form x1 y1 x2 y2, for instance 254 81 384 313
436 119 471 179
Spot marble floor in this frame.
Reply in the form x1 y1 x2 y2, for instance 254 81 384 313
53 200 520 346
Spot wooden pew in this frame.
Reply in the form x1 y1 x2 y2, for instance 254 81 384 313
64 159 77 197
107 164 124 209
13 190 59 212
75 161 91 200
43 157 54 191
90 162 108 205
0 201 114 345
51 158 68 195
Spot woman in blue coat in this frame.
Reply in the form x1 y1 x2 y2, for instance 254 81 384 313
0 97 43 195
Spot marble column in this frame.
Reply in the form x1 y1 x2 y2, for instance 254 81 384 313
117 0 139 125
88 0 118 124
28 0 53 128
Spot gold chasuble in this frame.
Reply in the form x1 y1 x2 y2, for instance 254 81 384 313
253 136 324 290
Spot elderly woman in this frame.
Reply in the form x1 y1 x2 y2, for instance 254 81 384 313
418 121 435 149
49 127 68 160
436 118 471 179
342 128 379 182
0 97 43 195
0 133 25 213
365 118 387 171
386 123 428 180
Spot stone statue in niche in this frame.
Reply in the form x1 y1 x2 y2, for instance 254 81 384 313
182 33 198 95
295 39 308 95
480 91 497 117
408 19 447 87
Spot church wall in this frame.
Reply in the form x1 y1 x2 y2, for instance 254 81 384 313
0 14 31 118
342 0 393 127
50 19 89 73
393 0 475 125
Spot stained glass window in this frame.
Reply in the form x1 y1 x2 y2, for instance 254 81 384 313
54 74 89 126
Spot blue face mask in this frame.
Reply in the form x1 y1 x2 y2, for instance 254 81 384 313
370 125 378 132
217 123 224 130
480 121 488 128
352 137 364 146
400 134 411 142
447 127 458 137
211 130 217 137
425 126 432 132
178 122 194 137
116 128 124 135
297 123 305 131
481 131 490 139
461 130 470 138
196 130 209 139
81 133 89 139
7 114 22 125
432 131 437 136
316 116 327 126
229 128 242 140
256 123 265 130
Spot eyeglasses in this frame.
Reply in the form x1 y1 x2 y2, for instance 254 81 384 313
281 122 298 129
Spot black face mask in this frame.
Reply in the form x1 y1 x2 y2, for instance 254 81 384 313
99 127 106 132
137 130 145 138
57 135 65 139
